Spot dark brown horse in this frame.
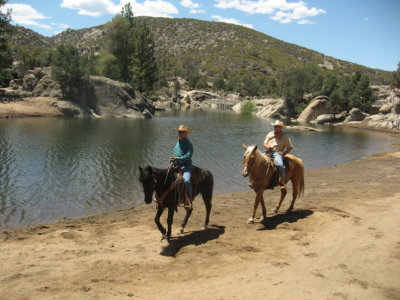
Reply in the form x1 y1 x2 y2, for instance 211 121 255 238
138 165 213 241
242 144 305 224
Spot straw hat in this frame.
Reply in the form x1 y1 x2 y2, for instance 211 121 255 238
174 124 192 133
271 120 285 128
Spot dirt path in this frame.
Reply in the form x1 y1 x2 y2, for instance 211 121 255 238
1 150 400 300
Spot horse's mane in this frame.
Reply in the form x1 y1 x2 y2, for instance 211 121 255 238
244 145 272 164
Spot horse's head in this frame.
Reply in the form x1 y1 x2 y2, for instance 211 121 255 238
242 144 258 177
138 166 156 204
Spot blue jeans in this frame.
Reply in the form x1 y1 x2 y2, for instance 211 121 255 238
272 152 286 180
182 167 192 200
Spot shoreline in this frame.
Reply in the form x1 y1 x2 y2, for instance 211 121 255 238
1 148 399 299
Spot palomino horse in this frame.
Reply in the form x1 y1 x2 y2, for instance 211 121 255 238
242 144 305 224
138 165 213 241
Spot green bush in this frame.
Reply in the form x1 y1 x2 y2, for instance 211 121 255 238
241 100 256 114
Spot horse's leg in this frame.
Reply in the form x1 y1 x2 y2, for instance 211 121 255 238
286 178 299 213
259 193 267 222
179 208 193 234
273 184 287 213
202 194 212 230
165 205 175 241
247 190 261 224
155 204 166 236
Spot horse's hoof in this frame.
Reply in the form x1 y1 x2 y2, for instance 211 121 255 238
161 234 170 242
273 208 279 214
246 217 254 224
179 227 184 234
201 226 207 230
285 208 293 214
259 216 266 222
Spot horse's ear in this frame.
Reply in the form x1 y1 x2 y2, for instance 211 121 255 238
254 145 258 151
138 166 143 173
242 144 248 150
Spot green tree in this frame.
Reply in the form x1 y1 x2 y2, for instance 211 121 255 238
16 45 50 74
0 0 12 86
130 21 158 94
349 74 374 112
212 74 225 91
51 44 90 105
97 50 121 79
106 14 133 82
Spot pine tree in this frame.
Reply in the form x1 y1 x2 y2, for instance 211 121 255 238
51 44 88 103
130 21 158 94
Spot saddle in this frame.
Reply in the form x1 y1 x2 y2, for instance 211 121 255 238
264 154 292 190
172 166 203 208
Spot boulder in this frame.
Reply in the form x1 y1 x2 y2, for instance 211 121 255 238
32 75 62 97
379 103 394 114
361 113 400 130
9 80 18 90
297 96 330 122
232 102 241 113
316 114 335 124
54 100 86 117
87 76 154 118
188 91 219 102
22 73 39 92
344 108 368 122
255 98 286 118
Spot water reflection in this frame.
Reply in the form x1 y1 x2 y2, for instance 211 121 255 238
0 111 396 229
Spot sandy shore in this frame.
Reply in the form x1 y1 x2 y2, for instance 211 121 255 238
0 97 62 118
1 143 400 299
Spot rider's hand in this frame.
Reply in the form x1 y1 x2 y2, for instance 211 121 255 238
170 157 178 162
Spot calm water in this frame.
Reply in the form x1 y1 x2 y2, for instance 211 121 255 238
0 110 397 229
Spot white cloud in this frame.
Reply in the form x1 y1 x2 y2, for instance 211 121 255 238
4 3 51 28
180 0 204 14
211 15 254 28
61 0 120 16
214 0 326 24
126 0 179 17
181 0 198 9
297 19 314 24
61 0 179 18
50 22 71 30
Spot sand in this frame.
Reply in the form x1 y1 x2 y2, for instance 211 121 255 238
1 142 400 299
0 97 62 118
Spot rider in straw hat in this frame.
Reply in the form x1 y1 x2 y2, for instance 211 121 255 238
263 120 293 185
170 125 194 209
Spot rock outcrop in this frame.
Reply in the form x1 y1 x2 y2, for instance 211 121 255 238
255 98 286 119
296 96 330 123
86 76 154 118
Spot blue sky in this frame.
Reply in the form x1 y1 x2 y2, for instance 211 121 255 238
2 0 399 71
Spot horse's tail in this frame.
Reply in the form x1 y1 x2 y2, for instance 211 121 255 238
297 159 305 198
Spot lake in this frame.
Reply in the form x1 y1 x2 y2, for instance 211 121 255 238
0 110 397 229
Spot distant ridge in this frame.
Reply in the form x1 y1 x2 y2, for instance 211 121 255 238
10 17 391 84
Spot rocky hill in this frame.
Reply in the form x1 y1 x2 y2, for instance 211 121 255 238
10 17 391 85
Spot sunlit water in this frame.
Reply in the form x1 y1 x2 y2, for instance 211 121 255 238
0 110 397 229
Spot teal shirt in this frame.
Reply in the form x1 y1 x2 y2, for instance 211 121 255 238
171 138 193 169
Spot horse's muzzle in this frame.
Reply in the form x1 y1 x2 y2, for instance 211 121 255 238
144 193 153 204
242 166 249 177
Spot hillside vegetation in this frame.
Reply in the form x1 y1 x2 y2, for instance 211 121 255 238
9 17 391 85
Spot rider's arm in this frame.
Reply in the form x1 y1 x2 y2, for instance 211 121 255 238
282 147 293 156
